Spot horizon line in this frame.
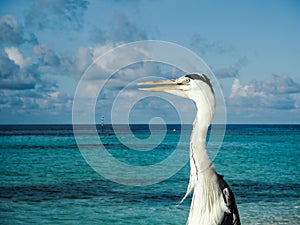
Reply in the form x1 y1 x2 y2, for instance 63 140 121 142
0 123 299 126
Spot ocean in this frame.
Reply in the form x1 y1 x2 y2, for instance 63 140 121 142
0 124 299 224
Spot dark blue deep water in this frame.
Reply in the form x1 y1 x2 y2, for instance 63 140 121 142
0 124 299 224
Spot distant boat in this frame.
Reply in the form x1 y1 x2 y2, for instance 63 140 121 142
173 128 176 133
101 115 104 133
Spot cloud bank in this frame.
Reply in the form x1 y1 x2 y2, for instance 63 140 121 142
229 74 300 110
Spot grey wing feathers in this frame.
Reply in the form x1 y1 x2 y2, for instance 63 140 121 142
218 175 241 225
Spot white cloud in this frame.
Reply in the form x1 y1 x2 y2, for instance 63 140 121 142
92 42 152 76
32 44 60 67
5 47 30 68
0 48 39 90
229 75 300 110
230 78 266 98
61 42 121 79
64 41 160 86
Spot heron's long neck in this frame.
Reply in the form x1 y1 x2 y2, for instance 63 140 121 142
181 101 217 202
190 105 215 181
186 102 224 225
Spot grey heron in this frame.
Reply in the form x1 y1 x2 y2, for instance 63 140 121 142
138 73 241 225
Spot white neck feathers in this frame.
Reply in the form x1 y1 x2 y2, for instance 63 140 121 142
184 104 225 225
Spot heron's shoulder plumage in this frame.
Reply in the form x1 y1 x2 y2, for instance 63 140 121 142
217 174 241 225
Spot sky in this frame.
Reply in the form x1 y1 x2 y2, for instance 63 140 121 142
0 0 300 124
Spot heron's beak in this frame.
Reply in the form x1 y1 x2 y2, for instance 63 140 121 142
137 79 179 91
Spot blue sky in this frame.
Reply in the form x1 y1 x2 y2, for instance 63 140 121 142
0 0 300 124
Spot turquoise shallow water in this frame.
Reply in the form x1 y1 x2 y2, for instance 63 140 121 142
0 124 299 224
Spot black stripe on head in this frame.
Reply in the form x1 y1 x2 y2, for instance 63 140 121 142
186 73 214 93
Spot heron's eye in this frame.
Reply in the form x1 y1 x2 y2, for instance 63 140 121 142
183 78 190 84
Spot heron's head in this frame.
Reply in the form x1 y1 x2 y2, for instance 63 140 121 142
138 73 216 120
